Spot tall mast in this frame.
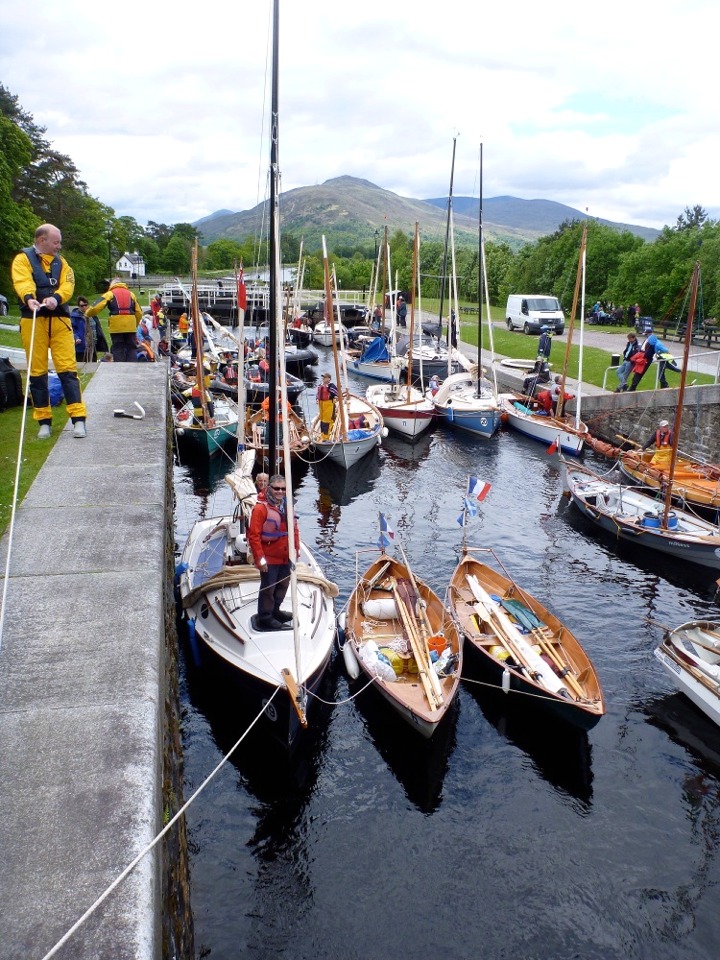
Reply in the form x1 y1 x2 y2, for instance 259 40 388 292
663 261 700 527
438 136 457 346
268 0 280 473
477 142 483 376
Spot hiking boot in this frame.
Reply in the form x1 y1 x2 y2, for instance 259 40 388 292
38 423 52 440
255 616 276 632
73 420 87 439
273 609 294 623
269 618 293 630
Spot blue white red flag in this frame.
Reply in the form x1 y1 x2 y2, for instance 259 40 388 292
377 513 395 548
467 476 492 502
457 476 491 526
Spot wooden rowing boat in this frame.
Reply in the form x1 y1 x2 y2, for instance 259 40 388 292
654 620 720 728
344 552 462 737
448 550 605 730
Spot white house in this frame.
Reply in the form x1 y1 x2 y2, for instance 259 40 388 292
115 251 146 278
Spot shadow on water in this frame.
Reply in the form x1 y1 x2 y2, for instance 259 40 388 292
644 691 720 775
343 674 459 814
311 449 382 506
461 671 594 809
380 427 436 467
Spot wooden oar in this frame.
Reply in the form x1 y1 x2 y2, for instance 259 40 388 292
499 597 586 699
395 576 444 703
389 578 440 710
467 576 569 697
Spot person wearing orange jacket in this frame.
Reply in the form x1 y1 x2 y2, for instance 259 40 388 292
85 279 143 362
11 223 88 439
247 474 299 631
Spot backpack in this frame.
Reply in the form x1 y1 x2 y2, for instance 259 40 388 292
0 357 23 411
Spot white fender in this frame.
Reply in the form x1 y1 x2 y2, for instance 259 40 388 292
342 640 360 680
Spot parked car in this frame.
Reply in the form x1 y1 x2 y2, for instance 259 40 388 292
506 294 565 334
0 294 8 317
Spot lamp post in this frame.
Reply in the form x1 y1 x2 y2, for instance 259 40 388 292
106 222 113 282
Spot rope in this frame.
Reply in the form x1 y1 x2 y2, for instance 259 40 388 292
39 685 282 960
460 672 575 704
0 309 38 655
308 674 378 706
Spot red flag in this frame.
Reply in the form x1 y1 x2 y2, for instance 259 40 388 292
547 437 559 455
236 268 247 312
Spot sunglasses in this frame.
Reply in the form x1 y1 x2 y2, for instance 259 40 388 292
270 485 286 491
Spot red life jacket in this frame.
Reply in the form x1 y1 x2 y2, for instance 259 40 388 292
110 286 135 315
655 428 673 447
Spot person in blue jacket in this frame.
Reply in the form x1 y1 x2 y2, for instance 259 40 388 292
646 334 681 389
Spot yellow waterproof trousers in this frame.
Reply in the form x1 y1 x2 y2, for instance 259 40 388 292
20 314 87 422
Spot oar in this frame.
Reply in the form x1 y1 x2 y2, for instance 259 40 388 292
395 576 444 703
498 597 586 699
467 576 569 697
389 578 440 710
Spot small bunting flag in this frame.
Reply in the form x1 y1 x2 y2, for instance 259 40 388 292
377 512 395 548
547 436 559 455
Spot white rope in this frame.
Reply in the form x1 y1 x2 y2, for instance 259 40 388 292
39 684 282 960
308 674 378 706
0 309 37 654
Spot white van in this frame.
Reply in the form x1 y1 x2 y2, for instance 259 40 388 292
506 295 565 334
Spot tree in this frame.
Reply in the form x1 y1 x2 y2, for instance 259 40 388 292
675 205 708 231
162 234 192 273
0 114 37 288
205 238 246 271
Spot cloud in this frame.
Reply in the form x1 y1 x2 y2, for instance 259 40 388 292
3 0 718 230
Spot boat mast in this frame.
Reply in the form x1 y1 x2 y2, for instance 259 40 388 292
322 236 347 441
438 136 457 350
268 0 280 474
406 222 419 402
663 260 701 528
191 242 209 425
477 142 483 379
557 223 587 420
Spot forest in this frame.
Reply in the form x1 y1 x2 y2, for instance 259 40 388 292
1 83 718 322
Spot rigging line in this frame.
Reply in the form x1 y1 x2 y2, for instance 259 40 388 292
0 309 39 655
308 674 379 706
459 673 592 705
39 684 283 960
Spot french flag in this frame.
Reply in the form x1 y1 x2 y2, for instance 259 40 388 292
377 513 395 549
468 476 492 502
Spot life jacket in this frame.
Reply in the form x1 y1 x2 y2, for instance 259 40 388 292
109 286 135 315
317 384 336 401
260 500 288 544
631 353 648 374
20 248 66 315
655 429 673 447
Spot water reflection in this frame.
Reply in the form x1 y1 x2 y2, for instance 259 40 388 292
344 675 458 814
312 450 382 507
462 675 594 808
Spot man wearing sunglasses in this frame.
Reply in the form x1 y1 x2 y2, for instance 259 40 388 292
247 474 299 631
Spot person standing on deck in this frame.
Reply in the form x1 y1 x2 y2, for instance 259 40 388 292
316 372 338 440
247 474 299 632
11 223 88 439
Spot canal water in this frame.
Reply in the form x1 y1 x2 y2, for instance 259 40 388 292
173 355 720 960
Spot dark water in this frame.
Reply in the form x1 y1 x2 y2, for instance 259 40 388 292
174 359 720 960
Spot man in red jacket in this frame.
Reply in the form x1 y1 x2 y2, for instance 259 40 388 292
247 474 299 631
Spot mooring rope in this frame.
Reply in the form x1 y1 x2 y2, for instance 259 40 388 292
0 309 38 655
39 684 282 960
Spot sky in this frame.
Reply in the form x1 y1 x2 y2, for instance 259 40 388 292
3 0 718 232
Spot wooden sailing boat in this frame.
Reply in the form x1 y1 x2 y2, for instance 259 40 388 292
655 620 720 728
365 223 435 438
499 224 589 455
431 142 501 439
342 535 462 737
449 548 605 730
172 243 240 460
562 261 720 570
310 235 386 468
176 0 337 747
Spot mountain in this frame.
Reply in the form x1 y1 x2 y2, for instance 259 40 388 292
424 194 659 243
195 176 659 250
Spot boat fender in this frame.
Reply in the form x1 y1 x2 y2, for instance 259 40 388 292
502 669 511 694
381 427 389 438
342 639 360 680
174 561 188 590
362 598 398 620
186 618 202 668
